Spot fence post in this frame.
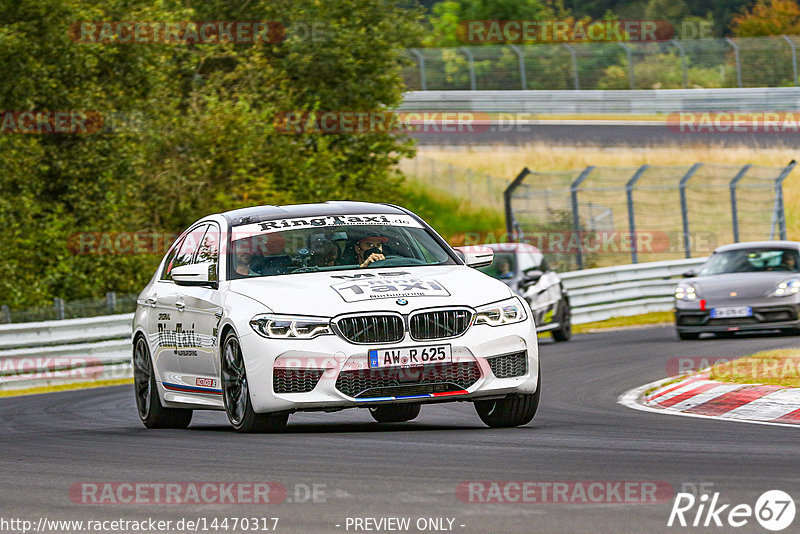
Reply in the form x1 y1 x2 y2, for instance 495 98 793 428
783 35 798 86
571 166 595 269
618 43 635 89
669 40 688 89
54 297 65 320
459 47 477 90
409 49 427 91
729 164 751 243
106 292 117 314
564 44 579 89
509 45 527 90
775 160 797 240
1 304 10 323
504 168 532 240
725 38 743 88
626 165 649 264
680 163 702 258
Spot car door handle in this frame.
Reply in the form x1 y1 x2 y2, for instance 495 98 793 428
175 299 185 312
145 296 157 307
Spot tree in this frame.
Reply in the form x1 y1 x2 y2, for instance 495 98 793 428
731 0 800 36
0 0 422 308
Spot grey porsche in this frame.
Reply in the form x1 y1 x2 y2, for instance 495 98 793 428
674 241 800 340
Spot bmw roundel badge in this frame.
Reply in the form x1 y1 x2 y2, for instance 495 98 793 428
396 298 408 306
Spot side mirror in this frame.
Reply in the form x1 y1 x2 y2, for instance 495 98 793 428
683 269 697 278
171 262 217 287
453 246 494 268
523 269 544 283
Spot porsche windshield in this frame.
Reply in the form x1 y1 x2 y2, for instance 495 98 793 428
227 214 455 278
699 248 800 275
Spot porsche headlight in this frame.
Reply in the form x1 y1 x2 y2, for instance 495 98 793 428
250 314 333 339
771 279 800 297
675 285 698 301
474 297 528 326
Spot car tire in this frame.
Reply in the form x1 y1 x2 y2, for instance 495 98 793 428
133 336 193 429
678 331 701 340
369 404 421 423
474 365 540 428
221 331 289 433
551 296 572 342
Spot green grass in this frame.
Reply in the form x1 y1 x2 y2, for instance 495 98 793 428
397 181 506 244
707 349 800 388
572 311 674 334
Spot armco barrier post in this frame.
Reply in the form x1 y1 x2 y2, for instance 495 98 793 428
670 40 688 89
564 44 579 89
408 49 427 91
509 45 527 90
775 160 797 240
729 164 751 242
1 305 10 324
618 43 635 89
54 298 65 320
459 47 477 90
571 166 595 269
680 163 702 259
726 38 743 88
626 165 649 264
782 35 798 86
106 292 117 314
504 168 532 240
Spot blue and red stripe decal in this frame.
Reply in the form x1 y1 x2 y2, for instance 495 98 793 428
162 382 222 395
354 389 468 402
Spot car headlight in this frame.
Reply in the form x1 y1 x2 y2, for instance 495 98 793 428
474 297 528 326
249 314 333 339
675 285 698 301
771 279 800 297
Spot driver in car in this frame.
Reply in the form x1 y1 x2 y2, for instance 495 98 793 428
355 232 388 268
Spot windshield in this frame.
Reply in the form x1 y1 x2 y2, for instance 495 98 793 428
227 213 455 278
699 248 800 275
477 253 517 280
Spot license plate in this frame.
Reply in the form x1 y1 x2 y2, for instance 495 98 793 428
711 306 752 318
368 345 452 369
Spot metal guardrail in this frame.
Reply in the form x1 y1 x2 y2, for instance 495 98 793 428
400 87 800 114
563 257 706 324
0 258 708 389
0 314 134 350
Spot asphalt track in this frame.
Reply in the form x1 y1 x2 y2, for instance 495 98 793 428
412 122 800 146
1 326 799 534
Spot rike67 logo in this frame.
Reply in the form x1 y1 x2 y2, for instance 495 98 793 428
668 490 796 531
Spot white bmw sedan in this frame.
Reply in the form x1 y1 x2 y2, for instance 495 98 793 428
133 201 540 432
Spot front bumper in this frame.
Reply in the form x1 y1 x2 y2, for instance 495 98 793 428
675 301 800 333
238 319 539 414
